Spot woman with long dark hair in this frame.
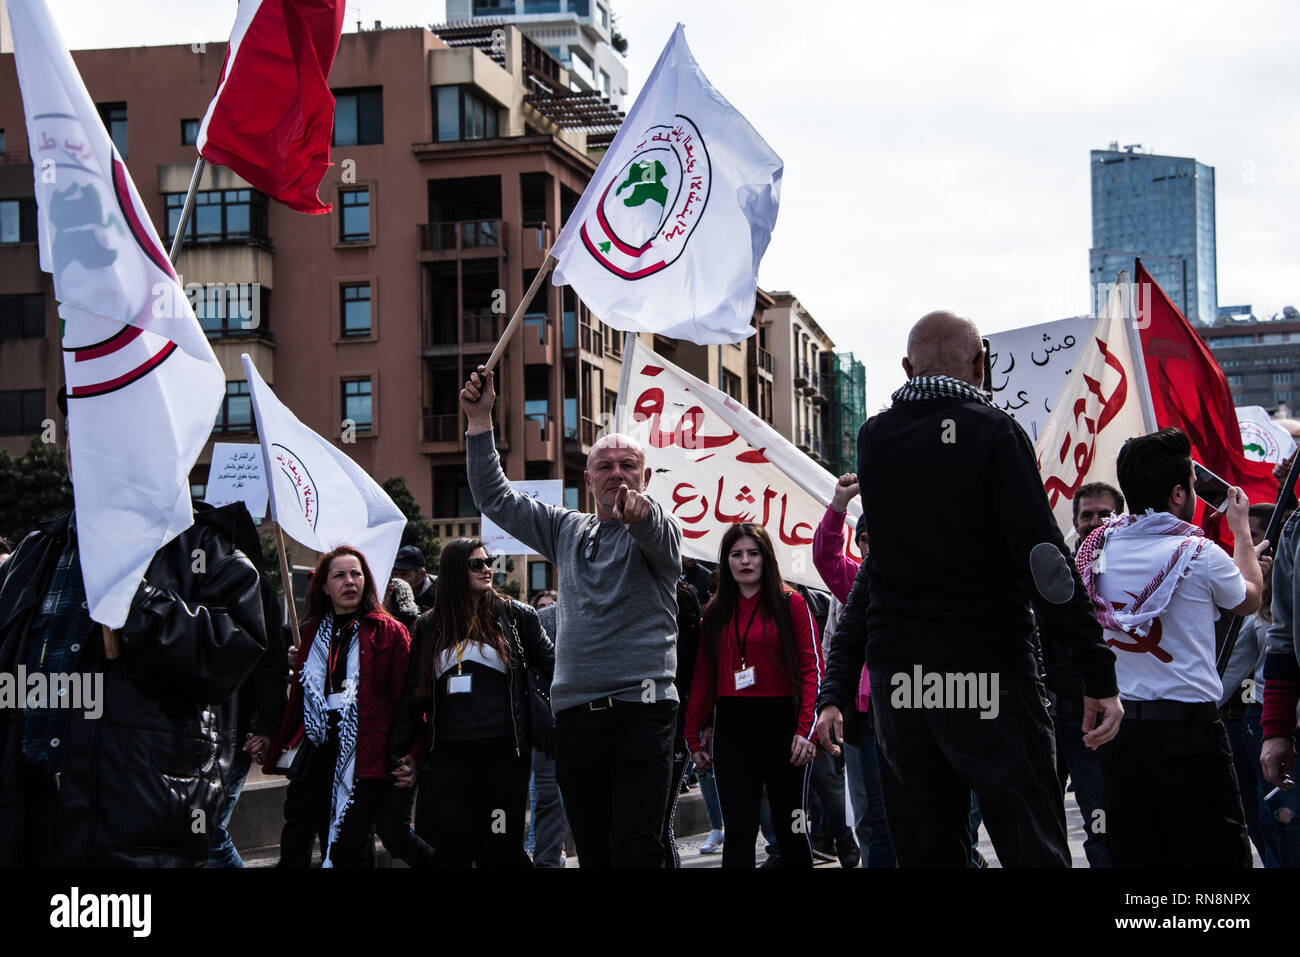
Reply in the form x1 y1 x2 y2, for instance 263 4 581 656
684 523 823 868
389 538 554 867
264 545 433 867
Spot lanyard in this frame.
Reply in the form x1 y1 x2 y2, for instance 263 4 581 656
733 600 762 669
455 641 464 675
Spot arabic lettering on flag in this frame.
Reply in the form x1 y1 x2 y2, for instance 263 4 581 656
197 0 345 214
550 24 782 345
1034 283 1149 540
1235 406 1297 465
615 336 856 589
985 315 1094 443
241 355 406 583
11 0 226 627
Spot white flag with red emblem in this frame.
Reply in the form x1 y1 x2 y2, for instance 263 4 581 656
11 0 225 627
241 355 406 584
549 24 782 345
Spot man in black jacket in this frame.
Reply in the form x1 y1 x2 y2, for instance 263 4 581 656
0 434 267 867
817 310 1123 867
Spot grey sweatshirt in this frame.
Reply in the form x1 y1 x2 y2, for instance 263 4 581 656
468 430 681 712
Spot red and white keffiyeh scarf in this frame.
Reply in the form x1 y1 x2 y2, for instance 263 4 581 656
1075 510 1211 637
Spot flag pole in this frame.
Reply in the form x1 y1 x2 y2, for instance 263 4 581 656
1121 265 1159 433
274 521 302 649
484 254 557 373
167 156 207 265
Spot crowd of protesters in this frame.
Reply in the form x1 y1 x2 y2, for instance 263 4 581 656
4 311 1300 869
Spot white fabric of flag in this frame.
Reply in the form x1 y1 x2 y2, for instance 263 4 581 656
11 0 225 627
1235 406 1296 466
550 23 782 345
615 336 857 589
1034 283 1149 541
241 355 406 584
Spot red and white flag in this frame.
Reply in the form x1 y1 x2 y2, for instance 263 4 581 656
10 0 225 627
198 0 345 214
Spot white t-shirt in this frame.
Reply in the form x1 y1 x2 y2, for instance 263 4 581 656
1096 535 1246 703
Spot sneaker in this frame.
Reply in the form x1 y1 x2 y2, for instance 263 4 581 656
759 852 782 868
834 835 861 870
810 836 837 863
700 829 724 854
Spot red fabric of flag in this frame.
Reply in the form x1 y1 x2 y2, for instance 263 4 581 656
197 0 344 214
1135 260 1278 532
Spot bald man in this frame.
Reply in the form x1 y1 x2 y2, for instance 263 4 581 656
460 364 682 868
827 311 1122 867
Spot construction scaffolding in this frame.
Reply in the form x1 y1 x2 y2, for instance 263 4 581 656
831 352 867 475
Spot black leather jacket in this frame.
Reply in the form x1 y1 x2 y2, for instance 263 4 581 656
388 599 554 764
0 503 267 867
817 559 870 740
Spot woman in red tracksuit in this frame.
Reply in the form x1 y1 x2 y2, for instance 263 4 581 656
686 523 823 868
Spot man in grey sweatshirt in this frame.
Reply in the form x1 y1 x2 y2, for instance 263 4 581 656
461 364 682 867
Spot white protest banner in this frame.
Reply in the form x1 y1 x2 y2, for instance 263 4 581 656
615 336 858 589
1035 284 1149 540
481 480 563 558
1236 406 1297 465
986 315 1095 443
204 442 268 522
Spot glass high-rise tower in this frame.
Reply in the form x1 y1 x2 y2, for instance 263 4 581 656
1089 146 1217 325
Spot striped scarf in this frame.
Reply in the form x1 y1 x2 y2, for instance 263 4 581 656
1075 511 1211 637
301 612 361 869
891 375 995 408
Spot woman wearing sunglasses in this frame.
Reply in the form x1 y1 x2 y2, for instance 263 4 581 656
685 523 823 868
389 538 554 867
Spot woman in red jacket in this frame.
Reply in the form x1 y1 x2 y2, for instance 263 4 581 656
686 523 823 868
265 545 434 868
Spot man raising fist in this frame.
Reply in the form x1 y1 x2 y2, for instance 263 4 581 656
460 364 683 868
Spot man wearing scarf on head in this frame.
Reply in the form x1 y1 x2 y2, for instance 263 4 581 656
1077 427 1266 867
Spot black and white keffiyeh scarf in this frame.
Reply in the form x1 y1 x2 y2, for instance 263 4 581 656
301 612 361 868
891 375 995 408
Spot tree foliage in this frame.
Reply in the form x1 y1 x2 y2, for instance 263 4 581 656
382 476 441 569
0 436 73 546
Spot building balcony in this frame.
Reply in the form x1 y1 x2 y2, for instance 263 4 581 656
523 315 553 366
463 310 500 346
524 414 556 460
522 221 553 269
430 515 482 540
418 219 506 260
422 412 463 451
793 362 808 387
563 415 600 453
755 345 774 376
797 428 813 452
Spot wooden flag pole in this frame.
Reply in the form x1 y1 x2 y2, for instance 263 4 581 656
274 521 302 649
484 255 557 373
168 156 207 265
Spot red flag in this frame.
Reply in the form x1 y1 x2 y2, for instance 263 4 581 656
197 0 345 214
1135 260 1277 531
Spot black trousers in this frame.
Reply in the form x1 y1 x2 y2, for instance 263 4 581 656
555 699 676 868
1097 716 1251 868
869 667 1070 867
662 746 691 868
712 697 813 869
415 734 532 868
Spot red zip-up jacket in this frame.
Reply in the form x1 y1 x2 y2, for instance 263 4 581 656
265 608 410 779
684 589 822 753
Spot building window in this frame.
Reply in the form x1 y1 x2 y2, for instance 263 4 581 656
190 481 207 501
1274 372 1292 385
214 381 252 434
97 103 127 157
432 85 499 143
340 188 370 242
721 370 742 401
1227 375 1243 387
196 285 269 338
343 379 373 431
1276 393 1293 406
0 199 36 244
0 294 44 340
0 389 44 436
181 118 200 146
0 129 6 153
167 189 268 244
333 88 383 146
341 283 372 337
598 4 608 29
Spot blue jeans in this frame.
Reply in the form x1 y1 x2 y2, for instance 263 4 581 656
208 750 252 868
697 766 724 830
842 741 872 863
1242 705 1300 867
854 727 896 868
1055 708 1113 868
526 748 568 867
1224 714 1268 864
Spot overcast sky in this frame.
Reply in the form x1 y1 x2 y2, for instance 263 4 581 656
37 0 1300 407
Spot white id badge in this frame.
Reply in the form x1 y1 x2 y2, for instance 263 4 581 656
448 673 473 694
733 666 756 690
326 692 345 711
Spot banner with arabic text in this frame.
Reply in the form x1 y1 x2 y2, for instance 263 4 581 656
986 315 1095 443
615 337 860 590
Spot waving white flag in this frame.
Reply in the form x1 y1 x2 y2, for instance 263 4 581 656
1035 283 1150 540
11 0 225 627
550 24 782 345
615 337 857 587
241 355 405 583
